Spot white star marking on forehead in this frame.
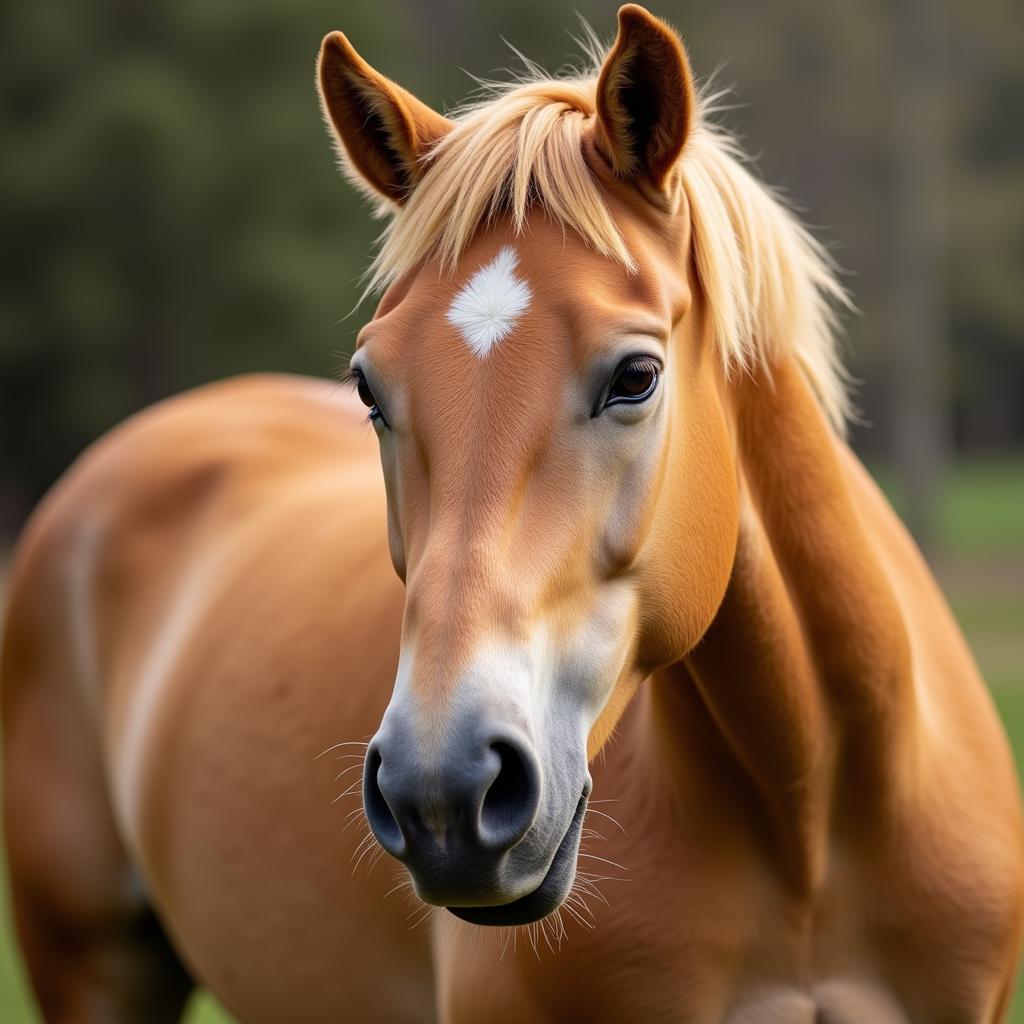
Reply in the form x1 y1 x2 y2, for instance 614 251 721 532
446 246 532 357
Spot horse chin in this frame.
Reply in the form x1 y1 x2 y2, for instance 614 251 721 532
446 790 588 927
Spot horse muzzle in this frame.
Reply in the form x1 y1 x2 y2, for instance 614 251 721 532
363 709 590 925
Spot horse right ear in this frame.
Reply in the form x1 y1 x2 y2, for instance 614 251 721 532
318 31 453 207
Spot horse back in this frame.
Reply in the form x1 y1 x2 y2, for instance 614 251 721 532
2 373 434 1022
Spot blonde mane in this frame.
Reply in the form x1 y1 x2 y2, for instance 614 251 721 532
360 49 853 430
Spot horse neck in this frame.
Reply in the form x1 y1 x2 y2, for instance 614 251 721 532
649 358 915 894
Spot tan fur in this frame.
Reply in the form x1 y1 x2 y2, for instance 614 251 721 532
3 6 1022 1023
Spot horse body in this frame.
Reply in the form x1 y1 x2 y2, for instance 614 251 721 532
2 375 431 1021
4 5 1023 1021
5 367 1020 1022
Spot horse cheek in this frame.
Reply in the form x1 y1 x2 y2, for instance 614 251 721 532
637 373 738 670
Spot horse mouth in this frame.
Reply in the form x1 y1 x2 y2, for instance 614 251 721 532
446 790 588 927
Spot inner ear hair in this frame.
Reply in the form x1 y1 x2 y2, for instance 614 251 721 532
349 77 418 194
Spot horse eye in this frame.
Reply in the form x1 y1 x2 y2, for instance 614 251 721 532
354 374 376 410
604 356 661 410
348 369 387 426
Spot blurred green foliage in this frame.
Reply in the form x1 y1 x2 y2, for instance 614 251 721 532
1 0 1023 529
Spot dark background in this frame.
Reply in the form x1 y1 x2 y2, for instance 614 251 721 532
1 1 1021 1020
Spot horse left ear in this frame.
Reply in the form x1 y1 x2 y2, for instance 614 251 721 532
318 31 453 206
593 5 696 196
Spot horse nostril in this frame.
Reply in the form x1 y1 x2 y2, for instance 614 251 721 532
478 739 540 850
362 747 405 858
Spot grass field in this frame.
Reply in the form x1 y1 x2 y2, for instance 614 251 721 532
0 458 1021 1022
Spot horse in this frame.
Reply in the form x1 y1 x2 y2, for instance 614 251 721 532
3 5 1022 1021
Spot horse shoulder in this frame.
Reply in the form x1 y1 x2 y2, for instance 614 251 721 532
838 446 1024 1004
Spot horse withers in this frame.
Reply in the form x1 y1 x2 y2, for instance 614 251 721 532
4 6 1022 1022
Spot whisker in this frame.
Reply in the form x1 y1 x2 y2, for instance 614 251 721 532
585 807 627 834
315 739 371 761
527 922 540 959
333 763 364 783
383 876 412 901
577 852 628 872
349 831 376 864
573 881 610 907
351 836 381 877
497 928 511 965
333 786 363 805
342 807 367 831
406 904 434 932
566 893 597 926
560 898 592 930
577 871 631 885
367 846 387 876
540 916 558 956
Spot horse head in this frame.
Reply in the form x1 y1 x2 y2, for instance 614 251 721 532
317 4 833 925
